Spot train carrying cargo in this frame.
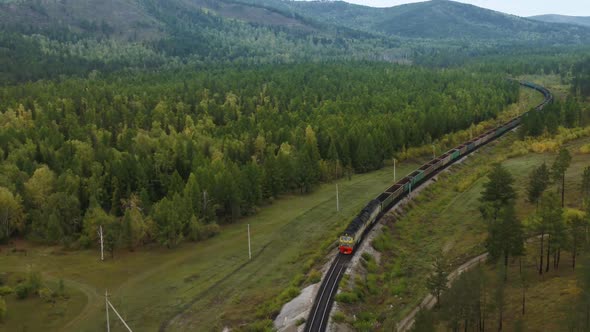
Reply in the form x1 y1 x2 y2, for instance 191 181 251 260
338 81 552 255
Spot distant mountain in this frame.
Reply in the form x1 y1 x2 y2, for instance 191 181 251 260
1 0 590 84
279 0 590 42
0 0 403 84
529 14 590 28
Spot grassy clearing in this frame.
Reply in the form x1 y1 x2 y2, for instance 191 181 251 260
0 271 87 332
339 132 590 331
0 159 422 331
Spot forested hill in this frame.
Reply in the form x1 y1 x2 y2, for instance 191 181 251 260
279 0 590 41
529 15 590 28
0 0 401 84
2 0 590 84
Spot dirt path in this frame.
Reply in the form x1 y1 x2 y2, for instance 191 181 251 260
396 252 489 332
59 277 101 331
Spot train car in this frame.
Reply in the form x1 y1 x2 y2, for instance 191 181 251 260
382 183 404 209
408 170 425 187
439 151 453 167
339 200 381 254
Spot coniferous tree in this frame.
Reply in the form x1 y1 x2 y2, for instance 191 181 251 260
480 163 516 223
552 147 572 208
581 166 590 205
527 162 550 209
535 192 564 273
411 308 435 332
485 204 524 280
426 255 448 307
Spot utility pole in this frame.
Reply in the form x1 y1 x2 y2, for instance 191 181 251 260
98 225 104 261
247 224 252 260
336 184 339 212
106 297 133 332
105 290 110 332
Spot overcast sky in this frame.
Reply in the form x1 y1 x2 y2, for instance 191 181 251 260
329 0 590 17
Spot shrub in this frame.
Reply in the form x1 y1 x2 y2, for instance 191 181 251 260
295 317 306 326
579 143 590 154
390 278 407 296
0 286 13 297
353 311 378 331
14 283 30 299
361 252 373 262
27 271 42 295
334 291 358 304
290 274 304 288
307 269 321 283
332 311 346 323
366 274 378 295
188 219 220 241
39 287 55 303
77 235 92 249
372 229 393 252
279 286 300 302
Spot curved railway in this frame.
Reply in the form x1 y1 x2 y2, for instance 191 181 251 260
304 81 553 332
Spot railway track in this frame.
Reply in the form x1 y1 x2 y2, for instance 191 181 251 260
304 254 352 332
303 81 552 332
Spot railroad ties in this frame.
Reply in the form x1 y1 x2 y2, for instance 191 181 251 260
304 254 352 332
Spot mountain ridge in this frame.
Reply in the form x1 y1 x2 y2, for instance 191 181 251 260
529 14 590 28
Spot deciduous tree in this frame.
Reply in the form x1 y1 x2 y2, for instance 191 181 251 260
0 187 25 243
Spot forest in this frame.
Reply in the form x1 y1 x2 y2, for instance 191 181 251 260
0 63 518 250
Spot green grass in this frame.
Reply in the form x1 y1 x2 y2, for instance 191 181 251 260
0 160 422 332
0 272 87 331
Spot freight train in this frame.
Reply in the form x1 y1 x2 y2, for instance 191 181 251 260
338 81 552 255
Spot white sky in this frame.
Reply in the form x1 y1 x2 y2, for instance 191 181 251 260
311 0 590 17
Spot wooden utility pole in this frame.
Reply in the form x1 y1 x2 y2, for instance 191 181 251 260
336 184 339 212
105 290 110 332
248 224 252 260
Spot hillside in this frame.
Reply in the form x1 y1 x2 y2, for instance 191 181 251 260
0 0 399 84
1 0 590 84
529 14 590 27
281 0 590 41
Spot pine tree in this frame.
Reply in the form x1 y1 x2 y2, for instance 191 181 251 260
485 204 524 280
537 192 564 273
581 166 590 205
426 255 448 307
480 163 516 222
527 163 550 209
411 308 435 332
552 147 572 208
